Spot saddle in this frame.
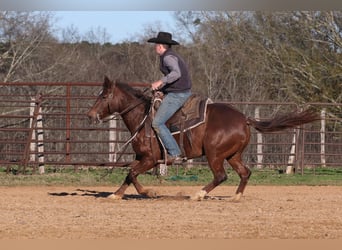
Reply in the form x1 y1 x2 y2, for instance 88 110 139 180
148 92 212 160
165 93 212 134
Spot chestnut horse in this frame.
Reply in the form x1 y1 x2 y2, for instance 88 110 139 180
87 77 319 201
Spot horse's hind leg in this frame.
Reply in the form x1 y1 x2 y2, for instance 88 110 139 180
228 153 251 202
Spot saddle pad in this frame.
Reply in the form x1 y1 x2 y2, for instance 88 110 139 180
167 94 212 134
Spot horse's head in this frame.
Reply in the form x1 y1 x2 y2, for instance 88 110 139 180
87 76 119 124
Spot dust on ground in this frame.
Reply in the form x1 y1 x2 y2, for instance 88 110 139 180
0 185 341 239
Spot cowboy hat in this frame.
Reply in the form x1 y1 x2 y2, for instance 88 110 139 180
147 32 179 45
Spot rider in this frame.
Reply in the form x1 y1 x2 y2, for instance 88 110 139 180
148 31 192 164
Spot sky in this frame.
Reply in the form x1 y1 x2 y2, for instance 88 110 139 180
52 11 177 44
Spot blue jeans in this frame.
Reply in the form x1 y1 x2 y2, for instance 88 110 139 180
152 91 191 156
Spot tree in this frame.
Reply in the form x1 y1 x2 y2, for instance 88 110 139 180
0 11 56 83
255 11 342 106
173 11 288 103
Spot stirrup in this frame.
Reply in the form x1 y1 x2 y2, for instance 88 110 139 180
157 155 187 165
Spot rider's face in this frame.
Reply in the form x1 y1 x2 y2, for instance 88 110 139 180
155 44 164 55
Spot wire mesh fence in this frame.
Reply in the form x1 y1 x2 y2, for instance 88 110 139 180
0 82 341 174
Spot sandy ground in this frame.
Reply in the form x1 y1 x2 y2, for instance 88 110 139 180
0 185 341 239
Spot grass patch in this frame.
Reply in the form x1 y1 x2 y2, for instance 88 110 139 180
0 165 341 187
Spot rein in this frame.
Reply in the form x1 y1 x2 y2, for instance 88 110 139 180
100 87 152 178
103 87 150 122
101 110 150 178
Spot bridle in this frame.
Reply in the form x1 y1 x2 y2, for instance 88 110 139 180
96 87 154 178
97 87 151 123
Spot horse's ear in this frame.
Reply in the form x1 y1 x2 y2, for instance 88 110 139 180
103 75 112 89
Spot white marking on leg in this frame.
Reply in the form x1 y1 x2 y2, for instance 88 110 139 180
231 192 242 202
191 190 207 201
108 193 122 200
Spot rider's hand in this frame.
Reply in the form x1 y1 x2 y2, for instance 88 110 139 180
151 80 164 91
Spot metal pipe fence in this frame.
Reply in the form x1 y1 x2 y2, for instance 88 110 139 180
0 82 341 174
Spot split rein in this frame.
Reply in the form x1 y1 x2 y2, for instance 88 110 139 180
99 87 159 178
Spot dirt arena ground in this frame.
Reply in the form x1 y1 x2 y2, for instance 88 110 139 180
0 185 341 239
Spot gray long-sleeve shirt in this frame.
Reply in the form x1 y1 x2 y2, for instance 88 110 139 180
161 55 181 84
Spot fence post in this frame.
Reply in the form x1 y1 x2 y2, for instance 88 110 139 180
255 107 263 169
300 124 305 175
30 99 36 163
23 94 43 173
65 84 71 163
320 108 326 168
36 103 45 174
30 94 45 174
109 118 118 163
286 129 298 174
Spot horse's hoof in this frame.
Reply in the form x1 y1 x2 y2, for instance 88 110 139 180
144 189 158 198
230 192 242 202
108 193 122 200
191 190 207 201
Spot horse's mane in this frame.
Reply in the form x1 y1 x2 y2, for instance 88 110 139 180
116 81 151 103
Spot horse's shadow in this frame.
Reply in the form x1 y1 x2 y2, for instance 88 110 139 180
48 189 189 200
48 189 232 201
48 189 113 198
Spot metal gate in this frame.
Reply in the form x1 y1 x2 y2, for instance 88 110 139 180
0 82 341 173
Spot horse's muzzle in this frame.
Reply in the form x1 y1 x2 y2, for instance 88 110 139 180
86 110 102 124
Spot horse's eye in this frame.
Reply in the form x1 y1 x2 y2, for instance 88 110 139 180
102 95 107 99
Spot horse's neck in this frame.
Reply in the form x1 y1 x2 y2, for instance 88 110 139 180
120 94 148 134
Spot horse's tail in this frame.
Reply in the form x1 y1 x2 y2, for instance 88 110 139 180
247 109 320 133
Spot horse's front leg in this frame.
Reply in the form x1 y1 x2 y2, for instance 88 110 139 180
108 160 139 200
131 158 159 198
109 159 158 200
